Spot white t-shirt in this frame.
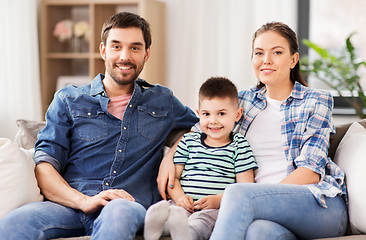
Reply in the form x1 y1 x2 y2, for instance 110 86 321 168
245 93 288 183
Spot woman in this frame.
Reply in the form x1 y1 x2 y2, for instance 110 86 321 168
158 22 348 239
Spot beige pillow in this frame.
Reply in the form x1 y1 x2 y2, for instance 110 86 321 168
0 138 43 219
333 122 366 234
14 119 46 150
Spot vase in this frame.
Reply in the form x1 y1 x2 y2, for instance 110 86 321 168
71 37 81 53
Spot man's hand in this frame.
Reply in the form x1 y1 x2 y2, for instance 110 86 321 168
194 194 222 210
79 189 135 214
175 195 194 213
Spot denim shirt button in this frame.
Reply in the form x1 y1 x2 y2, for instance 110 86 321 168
105 182 109 186
152 111 155 115
113 170 117 174
123 127 127 130
118 149 122 153
129 104 132 108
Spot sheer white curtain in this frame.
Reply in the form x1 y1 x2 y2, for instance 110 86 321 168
0 0 42 140
160 0 297 110
0 0 297 139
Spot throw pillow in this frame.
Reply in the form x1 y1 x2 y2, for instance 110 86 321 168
333 122 366 234
14 119 46 149
0 138 43 220
329 119 366 160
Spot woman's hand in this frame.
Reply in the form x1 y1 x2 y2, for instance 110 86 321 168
157 145 178 199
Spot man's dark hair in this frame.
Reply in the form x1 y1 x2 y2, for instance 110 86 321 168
199 77 239 106
101 12 152 50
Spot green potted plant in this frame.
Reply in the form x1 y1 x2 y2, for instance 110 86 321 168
300 33 366 118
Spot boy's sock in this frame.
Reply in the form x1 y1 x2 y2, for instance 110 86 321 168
144 200 170 240
167 205 190 240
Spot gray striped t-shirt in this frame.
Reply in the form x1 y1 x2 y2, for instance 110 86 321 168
173 131 257 201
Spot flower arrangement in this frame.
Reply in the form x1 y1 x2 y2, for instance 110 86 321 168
53 19 73 42
73 21 89 39
53 19 90 42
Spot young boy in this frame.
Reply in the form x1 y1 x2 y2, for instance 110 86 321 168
144 77 257 240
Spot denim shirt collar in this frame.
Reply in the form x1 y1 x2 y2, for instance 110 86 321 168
89 73 154 97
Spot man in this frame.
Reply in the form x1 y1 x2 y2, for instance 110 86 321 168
0 12 198 239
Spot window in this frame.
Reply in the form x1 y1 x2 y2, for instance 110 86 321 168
301 0 366 115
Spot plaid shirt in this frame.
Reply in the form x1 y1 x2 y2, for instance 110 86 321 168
234 82 347 208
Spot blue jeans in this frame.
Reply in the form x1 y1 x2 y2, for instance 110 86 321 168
210 183 348 240
0 199 146 240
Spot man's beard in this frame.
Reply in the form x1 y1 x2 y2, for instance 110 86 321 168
106 62 144 86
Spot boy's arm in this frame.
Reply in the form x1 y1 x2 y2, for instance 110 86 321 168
167 164 194 212
236 169 255 183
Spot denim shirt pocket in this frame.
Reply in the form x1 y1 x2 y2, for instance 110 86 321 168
137 105 167 140
71 108 108 141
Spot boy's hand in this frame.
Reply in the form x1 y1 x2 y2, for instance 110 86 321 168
175 195 194 213
194 194 222 210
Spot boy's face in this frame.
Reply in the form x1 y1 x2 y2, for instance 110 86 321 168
197 97 243 147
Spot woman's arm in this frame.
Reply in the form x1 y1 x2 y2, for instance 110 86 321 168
167 164 194 212
280 167 320 185
283 90 334 185
157 135 184 199
166 164 185 201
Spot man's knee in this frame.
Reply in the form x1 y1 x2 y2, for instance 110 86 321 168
101 199 146 221
92 199 146 239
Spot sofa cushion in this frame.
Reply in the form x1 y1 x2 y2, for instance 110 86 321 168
0 138 44 219
333 122 366 234
14 119 46 150
328 119 366 160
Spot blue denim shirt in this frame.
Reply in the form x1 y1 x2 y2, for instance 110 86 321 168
34 74 198 209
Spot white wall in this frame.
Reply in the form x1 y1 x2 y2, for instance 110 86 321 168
159 0 297 110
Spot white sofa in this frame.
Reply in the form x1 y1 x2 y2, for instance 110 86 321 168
1 119 366 240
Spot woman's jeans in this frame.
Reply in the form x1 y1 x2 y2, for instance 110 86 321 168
0 198 146 240
210 183 348 240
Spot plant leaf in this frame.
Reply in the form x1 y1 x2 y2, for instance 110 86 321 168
303 39 329 58
346 32 356 61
